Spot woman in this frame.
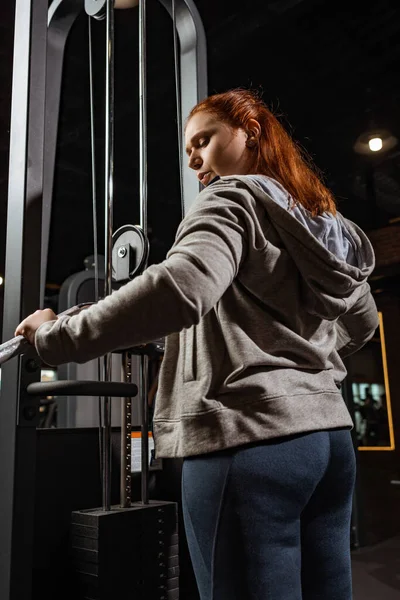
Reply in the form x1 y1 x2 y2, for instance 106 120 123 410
16 89 378 599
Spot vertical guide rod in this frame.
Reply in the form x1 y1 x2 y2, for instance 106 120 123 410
139 0 150 504
88 16 100 304
172 0 184 212
88 14 104 485
104 0 115 305
102 0 115 512
139 0 148 236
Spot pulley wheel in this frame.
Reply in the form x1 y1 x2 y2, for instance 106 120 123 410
112 224 149 283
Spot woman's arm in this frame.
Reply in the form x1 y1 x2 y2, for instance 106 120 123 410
335 283 379 358
23 189 249 367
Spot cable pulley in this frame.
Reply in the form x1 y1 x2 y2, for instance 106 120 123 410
112 224 150 283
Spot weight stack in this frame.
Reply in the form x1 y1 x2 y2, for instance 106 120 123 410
70 500 179 600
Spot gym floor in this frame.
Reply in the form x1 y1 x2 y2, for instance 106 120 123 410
352 535 400 599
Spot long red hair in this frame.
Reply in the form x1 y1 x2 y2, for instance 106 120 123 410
187 89 336 216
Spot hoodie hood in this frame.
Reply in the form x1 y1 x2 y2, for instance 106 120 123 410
236 175 375 320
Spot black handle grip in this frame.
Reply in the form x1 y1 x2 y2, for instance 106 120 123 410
27 380 138 398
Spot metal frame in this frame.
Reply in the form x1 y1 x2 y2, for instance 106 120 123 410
160 0 207 213
0 0 48 597
41 0 84 307
0 0 207 597
46 0 207 432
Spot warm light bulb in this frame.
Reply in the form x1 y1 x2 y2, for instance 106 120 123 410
0 276 3 286
369 137 383 152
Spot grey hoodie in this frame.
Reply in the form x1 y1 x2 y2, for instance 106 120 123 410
35 176 378 458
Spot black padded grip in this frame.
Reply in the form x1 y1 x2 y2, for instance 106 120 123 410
27 380 138 398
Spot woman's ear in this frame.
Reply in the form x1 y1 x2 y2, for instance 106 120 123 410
246 118 261 148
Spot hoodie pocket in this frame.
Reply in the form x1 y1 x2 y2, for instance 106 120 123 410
183 327 196 382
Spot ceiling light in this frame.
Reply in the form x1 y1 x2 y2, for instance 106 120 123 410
368 137 383 152
354 129 398 155
0 277 3 286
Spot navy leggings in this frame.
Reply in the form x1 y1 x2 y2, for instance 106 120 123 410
182 429 356 600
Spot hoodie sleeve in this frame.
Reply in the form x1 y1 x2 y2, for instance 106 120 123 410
335 283 379 358
34 189 250 366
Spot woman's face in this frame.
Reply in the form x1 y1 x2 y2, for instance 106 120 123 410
185 112 253 187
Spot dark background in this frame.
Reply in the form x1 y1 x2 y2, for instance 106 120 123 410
1 0 400 293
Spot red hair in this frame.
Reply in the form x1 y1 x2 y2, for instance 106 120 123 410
187 89 336 216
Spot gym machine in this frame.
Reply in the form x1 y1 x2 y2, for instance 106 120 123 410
0 0 207 598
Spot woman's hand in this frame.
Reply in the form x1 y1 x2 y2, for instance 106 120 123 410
114 0 139 8
15 309 58 345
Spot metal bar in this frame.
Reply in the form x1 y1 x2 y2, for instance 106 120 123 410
139 0 148 235
139 0 149 504
88 15 100 303
102 0 115 512
121 352 132 507
158 0 207 215
0 0 48 595
140 354 150 504
172 0 184 212
88 12 104 479
44 0 84 429
138 0 150 504
27 379 138 397
41 0 83 307
104 0 115 300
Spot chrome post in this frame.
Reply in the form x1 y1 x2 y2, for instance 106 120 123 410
138 0 150 504
102 0 115 512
